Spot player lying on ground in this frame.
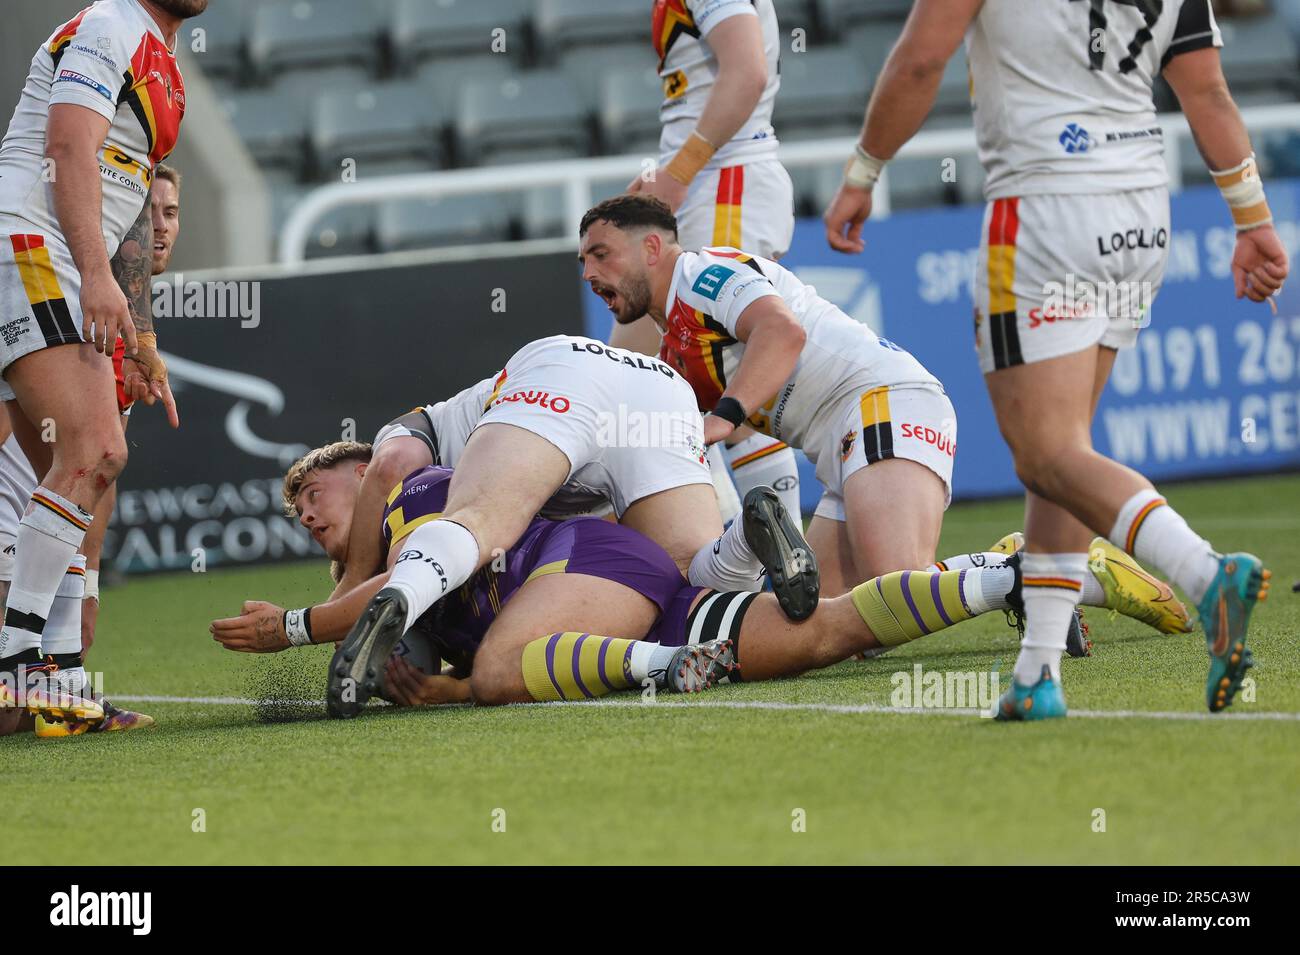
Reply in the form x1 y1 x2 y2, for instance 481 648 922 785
331 333 820 658
0 167 183 738
211 444 1193 712
822 0 1281 717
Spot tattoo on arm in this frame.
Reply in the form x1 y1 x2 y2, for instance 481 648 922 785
110 184 154 336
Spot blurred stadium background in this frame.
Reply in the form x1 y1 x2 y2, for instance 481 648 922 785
3 0 1296 576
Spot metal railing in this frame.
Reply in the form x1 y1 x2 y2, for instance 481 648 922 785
279 103 1300 264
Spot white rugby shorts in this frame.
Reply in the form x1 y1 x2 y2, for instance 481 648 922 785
974 188 1171 373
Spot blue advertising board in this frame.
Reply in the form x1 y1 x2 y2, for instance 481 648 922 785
582 180 1300 510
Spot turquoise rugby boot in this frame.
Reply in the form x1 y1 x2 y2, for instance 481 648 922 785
993 665 1067 721
1198 553 1270 713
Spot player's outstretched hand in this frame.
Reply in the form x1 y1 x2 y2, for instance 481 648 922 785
81 267 135 355
123 342 180 428
384 656 471 706
211 600 289 653
823 182 873 254
1232 225 1289 306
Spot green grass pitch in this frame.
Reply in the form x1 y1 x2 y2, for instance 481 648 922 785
3 474 1297 865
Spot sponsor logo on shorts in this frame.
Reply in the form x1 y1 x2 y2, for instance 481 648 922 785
493 390 571 413
55 68 114 101
899 422 956 457
772 475 798 492
1 316 32 347
1058 123 1093 154
1096 227 1168 256
1040 274 1154 329
840 429 858 462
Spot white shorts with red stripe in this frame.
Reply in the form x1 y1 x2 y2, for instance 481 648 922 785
675 159 794 259
0 228 85 401
974 188 1171 374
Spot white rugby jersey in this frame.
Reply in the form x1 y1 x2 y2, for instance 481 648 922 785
966 0 1221 198
0 434 38 533
659 248 940 458
0 0 186 258
654 0 781 169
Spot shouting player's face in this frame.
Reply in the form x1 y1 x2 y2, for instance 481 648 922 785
579 220 655 324
151 177 180 275
293 462 366 562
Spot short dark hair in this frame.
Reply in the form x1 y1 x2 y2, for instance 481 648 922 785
579 194 678 240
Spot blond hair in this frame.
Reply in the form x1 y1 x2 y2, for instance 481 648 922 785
281 441 372 516
153 162 181 196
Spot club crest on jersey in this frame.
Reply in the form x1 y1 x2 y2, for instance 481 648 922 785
1059 123 1093 154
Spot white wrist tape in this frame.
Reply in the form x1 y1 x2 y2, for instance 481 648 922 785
83 568 100 601
284 607 313 646
1210 154 1272 231
844 145 886 190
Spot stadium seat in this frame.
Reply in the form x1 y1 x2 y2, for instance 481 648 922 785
844 21 901 81
817 0 912 36
771 48 870 137
268 182 376 259
534 0 648 60
311 80 446 175
248 0 386 81
192 0 254 79
1217 14 1300 92
391 0 531 70
561 43 656 113
375 193 513 251
597 66 667 157
415 54 515 115
453 70 589 165
773 0 819 35
221 90 309 172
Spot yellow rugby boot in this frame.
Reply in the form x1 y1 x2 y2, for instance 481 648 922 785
988 531 1024 556
1087 537 1193 635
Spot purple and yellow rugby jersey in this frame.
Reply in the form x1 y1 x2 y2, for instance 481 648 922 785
381 467 698 662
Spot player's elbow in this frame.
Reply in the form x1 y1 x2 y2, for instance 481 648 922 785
731 60 768 103
890 48 949 85
371 436 432 485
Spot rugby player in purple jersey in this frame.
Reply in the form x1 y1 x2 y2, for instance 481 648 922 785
212 443 1123 714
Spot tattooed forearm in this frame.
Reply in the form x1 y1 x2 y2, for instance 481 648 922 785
110 182 154 336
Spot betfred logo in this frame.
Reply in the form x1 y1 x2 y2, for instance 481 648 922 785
900 423 955 457
493 390 571 414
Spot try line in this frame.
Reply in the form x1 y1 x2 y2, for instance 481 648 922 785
112 694 1300 722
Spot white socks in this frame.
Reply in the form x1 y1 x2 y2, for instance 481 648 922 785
41 555 86 658
930 550 1106 609
688 520 765 593
627 641 679 687
725 434 801 520
1110 488 1219 604
1013 553 1088 685
706 444 741 525
386 519 481 632
0 488 90 659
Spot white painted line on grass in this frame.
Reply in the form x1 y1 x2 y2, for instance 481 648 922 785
113 694 1300 722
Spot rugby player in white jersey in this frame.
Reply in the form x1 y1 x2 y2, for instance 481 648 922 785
0 165 183 736
0 0 199 725
824 0 1285 718
616 0 803 524
305 331 818 715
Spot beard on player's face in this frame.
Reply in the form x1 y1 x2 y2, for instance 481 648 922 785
148 0 208 18
611 271 653 324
